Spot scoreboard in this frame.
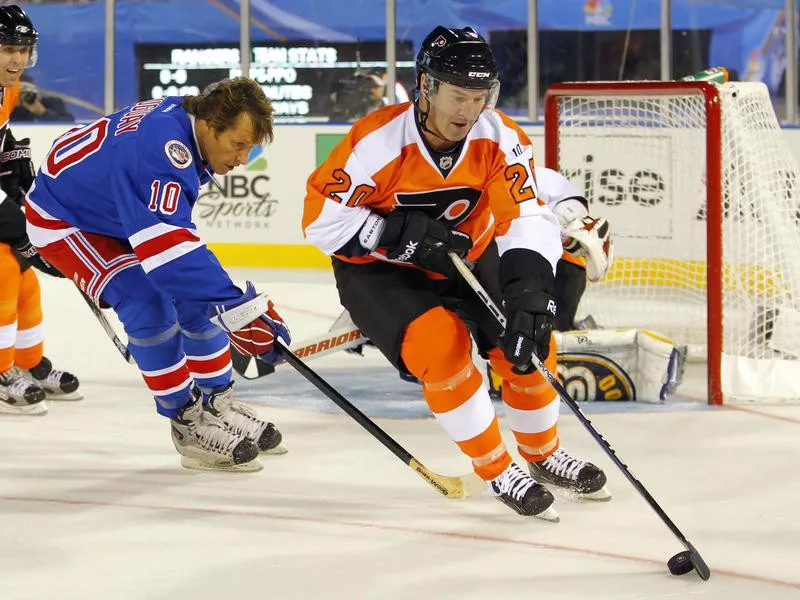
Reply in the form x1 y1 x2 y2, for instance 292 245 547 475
137 41 415 119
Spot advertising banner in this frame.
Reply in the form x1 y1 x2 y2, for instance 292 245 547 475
16 122 800 269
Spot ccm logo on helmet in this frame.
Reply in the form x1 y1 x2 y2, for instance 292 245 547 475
468 71 491 78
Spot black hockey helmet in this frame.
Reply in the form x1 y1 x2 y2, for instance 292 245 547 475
0 5 38 67
416 26 498 90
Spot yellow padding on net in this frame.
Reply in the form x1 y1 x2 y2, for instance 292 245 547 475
603 258 787 295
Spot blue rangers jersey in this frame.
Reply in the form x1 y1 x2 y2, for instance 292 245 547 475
25 97 242 305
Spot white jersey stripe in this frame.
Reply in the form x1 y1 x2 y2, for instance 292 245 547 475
139 239 204 273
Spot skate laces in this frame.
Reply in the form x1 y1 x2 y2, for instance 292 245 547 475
491 463 536 501
223 402 268 438
1 368 38 399
191 414 242 455
209 385 267 439
36 368 68 391
541 448 586 482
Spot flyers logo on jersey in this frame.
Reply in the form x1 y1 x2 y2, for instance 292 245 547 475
165 140 192 169
395 187 482 227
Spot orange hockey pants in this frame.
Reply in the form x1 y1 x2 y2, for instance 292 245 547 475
400 306 559 481
0 243 44 372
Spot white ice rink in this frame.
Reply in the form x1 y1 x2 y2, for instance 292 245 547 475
1 269 799 600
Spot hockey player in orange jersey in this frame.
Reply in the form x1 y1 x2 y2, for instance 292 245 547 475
303 26 610 518
0 6 80 415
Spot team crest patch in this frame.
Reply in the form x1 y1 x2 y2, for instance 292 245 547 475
165 140 192 169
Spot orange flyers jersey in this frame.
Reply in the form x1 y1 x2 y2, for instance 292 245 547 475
303 102 562 273
0 80 20 137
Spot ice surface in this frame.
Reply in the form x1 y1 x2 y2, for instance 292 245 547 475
1 270 798 599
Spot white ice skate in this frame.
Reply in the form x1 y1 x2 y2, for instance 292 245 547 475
171 391 262 472
204 382 287 455
0 367 47 416
19 356 82 401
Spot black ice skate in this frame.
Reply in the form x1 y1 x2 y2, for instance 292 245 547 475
0 367 47 415
20 356 82 401
528 447 611 501
204 382 286 455
171 391 261 472
488 462 559 521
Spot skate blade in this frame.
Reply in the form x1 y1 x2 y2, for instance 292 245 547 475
180 456 264 472
262 441 288 455
581 485 612 501
535 506 560 522
45 391 83 401
0 401 48 416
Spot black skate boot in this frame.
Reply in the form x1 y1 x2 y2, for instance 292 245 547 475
171 389 261 472
205 382 286 455
0 367 47 415
21 356 82 401
528 447 611 501
488 462 559 521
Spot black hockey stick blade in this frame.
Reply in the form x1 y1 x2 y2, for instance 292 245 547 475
685 540 711 581
275 341 482 499
230 347 275 380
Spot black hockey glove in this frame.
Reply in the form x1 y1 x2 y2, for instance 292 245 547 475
0 134 35 202
14 239 65 278
501 285 557 372
499 249 557 373
379 210 472 276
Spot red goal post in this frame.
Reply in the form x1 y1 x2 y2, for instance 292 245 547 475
544 80 800 405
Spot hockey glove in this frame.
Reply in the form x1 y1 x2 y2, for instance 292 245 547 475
562 216 614 282
501 283 557 373
0 134 35 202
209 281 291 364
379 210 472 276
14 239 65 278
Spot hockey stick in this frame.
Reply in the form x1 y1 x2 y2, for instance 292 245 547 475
80 292 136 365
232 325 365 380
275 341 483 499
449 252 711 580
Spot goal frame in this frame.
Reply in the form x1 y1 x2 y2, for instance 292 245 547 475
544 81 724 405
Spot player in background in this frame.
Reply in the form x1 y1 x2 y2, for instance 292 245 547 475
26 77 290 472
0 5 80 416
303 26 609 519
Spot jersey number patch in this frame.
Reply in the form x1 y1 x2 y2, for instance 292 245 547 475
148 180 182 215
323 168 376 207
43 119 110 178
505 158 542 205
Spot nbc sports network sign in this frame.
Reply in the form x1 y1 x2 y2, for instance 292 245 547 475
193 144 280 237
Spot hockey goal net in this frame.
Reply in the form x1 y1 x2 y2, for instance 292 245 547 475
544 80 800 404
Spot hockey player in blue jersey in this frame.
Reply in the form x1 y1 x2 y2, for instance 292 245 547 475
26 77 291 471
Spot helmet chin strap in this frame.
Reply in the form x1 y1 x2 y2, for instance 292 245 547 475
415 97 462 147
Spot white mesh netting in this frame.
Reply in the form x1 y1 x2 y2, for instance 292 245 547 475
551 82 800 401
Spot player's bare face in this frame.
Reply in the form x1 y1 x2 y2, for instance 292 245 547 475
425 82 486 145
0 46 31 87
203 112 257 175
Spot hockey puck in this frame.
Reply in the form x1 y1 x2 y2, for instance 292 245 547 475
667 551 694 576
